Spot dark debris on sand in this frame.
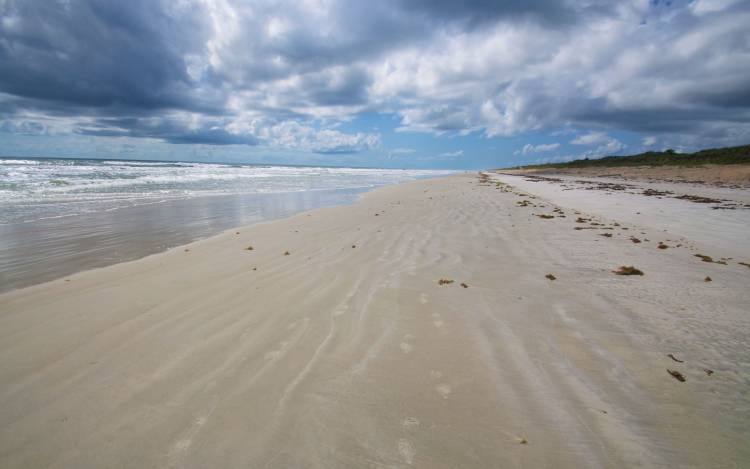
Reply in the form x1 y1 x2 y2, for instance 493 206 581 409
667 353 684 363
614 266 644 275
695 254 727 265
667 369 686 382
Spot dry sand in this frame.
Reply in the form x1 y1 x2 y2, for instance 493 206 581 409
1 173 749 468
502 163 750 187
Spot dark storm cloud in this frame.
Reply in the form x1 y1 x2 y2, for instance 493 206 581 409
679 84 750 109
203 2 426 88
397 0 578 26
0 0 394 146
0 0 576 113
0 0 749 150
572 106 750 133
263 66 374 110
75 116 260 145
0 0 211 113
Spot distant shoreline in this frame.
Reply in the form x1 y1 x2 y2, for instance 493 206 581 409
498 162 750 187
503 143 750 171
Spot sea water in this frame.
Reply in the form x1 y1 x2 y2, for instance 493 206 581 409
0 157 452 292
0 157 449 224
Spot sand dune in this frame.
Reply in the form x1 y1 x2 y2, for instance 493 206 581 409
1 174 748 468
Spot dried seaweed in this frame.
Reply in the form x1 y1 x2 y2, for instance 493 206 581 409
695 254 727 264
667 354 684 363
613 266 644 275
667 369 686 382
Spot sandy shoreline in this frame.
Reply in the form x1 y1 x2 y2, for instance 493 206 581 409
1 173 748 468
500 163 750 187
0 187 371 294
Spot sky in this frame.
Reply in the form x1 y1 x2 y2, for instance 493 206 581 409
0 0 749 169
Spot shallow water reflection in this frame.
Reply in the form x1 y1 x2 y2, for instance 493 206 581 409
0 188 366 293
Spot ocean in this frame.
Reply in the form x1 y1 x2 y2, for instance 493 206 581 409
0 157 452 292
0 157 450 224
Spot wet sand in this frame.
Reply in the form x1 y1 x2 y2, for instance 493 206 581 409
0 188 366 293
1 174 748 468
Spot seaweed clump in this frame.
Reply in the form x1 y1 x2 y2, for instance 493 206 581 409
613 266 644 276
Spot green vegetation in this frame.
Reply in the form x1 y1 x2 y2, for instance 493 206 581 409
517 144 750 169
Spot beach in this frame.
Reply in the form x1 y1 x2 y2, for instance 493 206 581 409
0 188 369 293
1 172 749 468
502 163 750 187
0 158 448 293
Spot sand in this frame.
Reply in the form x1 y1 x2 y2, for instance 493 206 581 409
502 163 750 187
0 187 368 294
1 173 748 468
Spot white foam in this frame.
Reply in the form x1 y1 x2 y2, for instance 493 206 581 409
0 158 453 224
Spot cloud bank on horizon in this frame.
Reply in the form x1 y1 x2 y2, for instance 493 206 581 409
0 0 748 168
